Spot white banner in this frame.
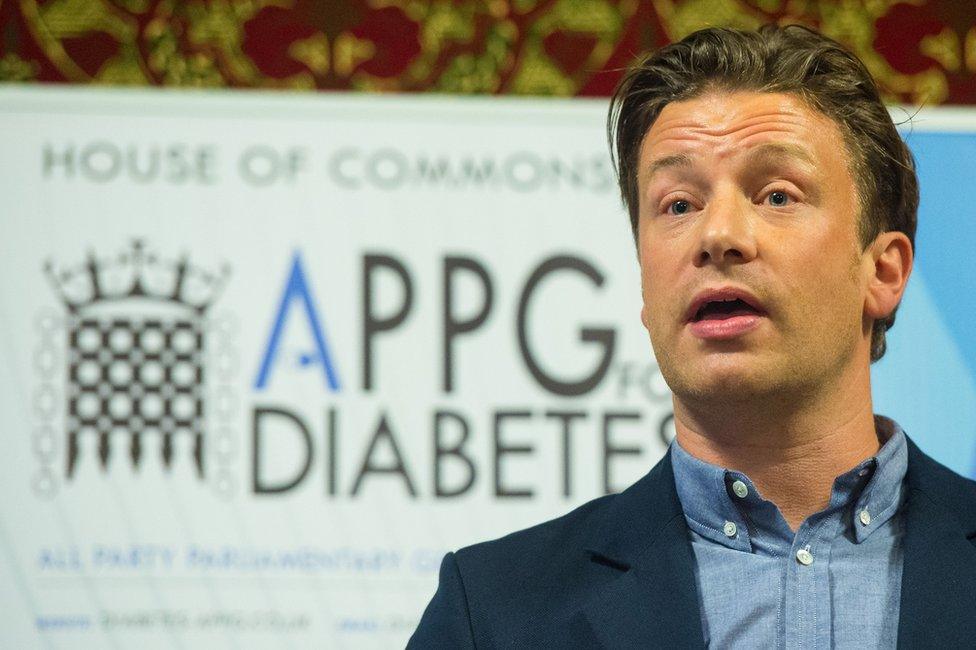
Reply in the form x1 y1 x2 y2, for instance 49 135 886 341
0 87 675 649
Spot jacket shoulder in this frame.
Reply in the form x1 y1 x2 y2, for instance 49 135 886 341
906 436 976 533
454 491 616 584
446 491 624 644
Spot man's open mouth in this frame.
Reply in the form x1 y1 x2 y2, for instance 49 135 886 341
691 298 764 322
686 288 767 324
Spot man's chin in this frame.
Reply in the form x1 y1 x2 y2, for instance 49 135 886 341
660 357 784 405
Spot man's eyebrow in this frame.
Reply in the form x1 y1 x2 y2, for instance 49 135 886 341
744 142 816 167
646 153 693 180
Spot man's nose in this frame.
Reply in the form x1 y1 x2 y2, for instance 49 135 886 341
695 192 758 266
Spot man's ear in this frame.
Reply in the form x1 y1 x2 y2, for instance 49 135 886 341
864 231 913 321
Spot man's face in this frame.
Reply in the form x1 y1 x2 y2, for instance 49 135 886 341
637 90 873 404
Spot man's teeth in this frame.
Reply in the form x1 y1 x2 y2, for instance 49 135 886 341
695 298 758 321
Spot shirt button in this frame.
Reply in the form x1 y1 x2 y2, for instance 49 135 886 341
731 480 749 498
859 510 872 526
796 548 814 566
723 521 737 537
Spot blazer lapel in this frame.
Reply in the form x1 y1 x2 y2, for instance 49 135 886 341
897 438 976 648
577 449 705 649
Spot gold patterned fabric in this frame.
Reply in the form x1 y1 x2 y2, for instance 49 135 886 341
1 0 974 104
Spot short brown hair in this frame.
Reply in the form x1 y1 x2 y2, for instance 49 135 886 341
608 24 918 361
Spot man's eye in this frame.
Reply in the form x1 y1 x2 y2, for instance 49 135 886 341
767 191 791 207
668 199 693 215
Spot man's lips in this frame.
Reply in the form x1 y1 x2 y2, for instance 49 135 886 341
688 314 764 339
685 287 767 322
685 287 767 340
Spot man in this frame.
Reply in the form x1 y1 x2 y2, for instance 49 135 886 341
409 25 976 648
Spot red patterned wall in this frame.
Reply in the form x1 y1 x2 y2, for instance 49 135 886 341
1 0 974 104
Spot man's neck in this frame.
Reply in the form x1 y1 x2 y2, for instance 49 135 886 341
672 367 881 531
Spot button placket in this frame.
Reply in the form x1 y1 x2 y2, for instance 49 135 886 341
787 537 816 649
799 516 837 649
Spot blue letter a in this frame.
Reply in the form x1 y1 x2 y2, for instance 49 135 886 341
253 252 341 391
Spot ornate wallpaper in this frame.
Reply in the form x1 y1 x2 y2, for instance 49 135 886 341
1 0 974 104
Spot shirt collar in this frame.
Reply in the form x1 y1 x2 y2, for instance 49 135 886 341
849 415 908 542
670 415 908 550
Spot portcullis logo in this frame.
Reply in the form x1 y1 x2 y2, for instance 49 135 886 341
33 241 237 497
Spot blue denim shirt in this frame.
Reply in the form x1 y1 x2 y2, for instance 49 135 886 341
670 416 908 649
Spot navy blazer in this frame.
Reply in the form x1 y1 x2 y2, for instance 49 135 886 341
409 436 976 648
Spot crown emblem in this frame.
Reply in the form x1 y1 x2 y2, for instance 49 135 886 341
44 239 229 315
